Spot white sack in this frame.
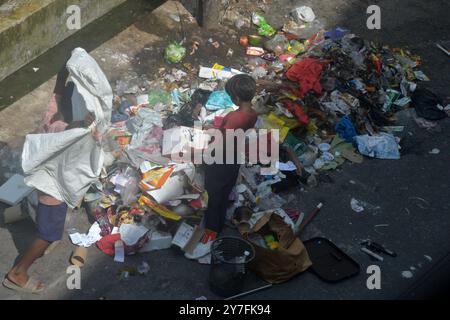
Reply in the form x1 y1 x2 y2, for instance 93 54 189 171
22 48 112 208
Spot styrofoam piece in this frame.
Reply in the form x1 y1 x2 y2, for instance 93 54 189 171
0 174 34 206
139 231 173 252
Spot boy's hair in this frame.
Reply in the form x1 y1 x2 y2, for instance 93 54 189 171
225 74 256 103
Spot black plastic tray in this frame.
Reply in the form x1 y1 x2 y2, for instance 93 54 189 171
304 237 360 283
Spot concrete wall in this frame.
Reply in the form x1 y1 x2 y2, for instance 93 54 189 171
0 0 127 81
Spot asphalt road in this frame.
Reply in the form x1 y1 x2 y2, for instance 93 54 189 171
0 0 449 300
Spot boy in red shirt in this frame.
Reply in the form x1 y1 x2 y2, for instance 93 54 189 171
186 74 257 259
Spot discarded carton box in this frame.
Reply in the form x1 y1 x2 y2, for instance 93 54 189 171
172 222 204 254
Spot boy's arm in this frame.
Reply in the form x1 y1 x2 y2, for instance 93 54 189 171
66 112 96 130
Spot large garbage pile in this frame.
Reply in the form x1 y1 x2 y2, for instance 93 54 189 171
67 6 448 270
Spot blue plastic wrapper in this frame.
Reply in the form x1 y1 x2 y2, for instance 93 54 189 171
325 27 350 40
111 112 129 123
111 101 132 122
335 115 357 143
205 90 234 111
355 133 400 160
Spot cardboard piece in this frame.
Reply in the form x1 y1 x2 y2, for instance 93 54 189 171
119 224 149 246
172 222 204 254
0 174 34 206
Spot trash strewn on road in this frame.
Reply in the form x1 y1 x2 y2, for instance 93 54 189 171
2 2 447 299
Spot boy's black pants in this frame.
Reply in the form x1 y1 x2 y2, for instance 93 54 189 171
203 163 241 233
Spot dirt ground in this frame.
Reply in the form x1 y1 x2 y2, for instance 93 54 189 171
0 0 449 300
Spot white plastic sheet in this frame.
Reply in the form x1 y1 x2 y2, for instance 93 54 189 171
22 48 113 208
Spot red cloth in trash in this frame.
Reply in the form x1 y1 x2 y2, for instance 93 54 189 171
286 58 324 98
282 100 310 125
97 233 121 256
96 232 149 256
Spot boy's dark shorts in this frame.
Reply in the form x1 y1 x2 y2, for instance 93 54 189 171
36 202 68 242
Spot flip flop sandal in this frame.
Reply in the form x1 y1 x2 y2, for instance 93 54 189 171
3 277 44 294
70 246 88 268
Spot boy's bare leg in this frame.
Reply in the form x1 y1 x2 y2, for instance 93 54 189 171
6 238 50 289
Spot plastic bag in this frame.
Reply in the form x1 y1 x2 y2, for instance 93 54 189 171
335 115 357 142
287 40 307 55
252 12 276 37
264 34 289 55
355 133 400 160
165 42 186 64
148 89 171 108
127 108 163 162
256 190 287 211
283 20 323 39
121 167 141 206
205 90 234 111
257 113 290 143
291 6 316 23
412 89 447 121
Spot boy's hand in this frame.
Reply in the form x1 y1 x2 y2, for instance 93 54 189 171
84 112 96 127
89 121 103 142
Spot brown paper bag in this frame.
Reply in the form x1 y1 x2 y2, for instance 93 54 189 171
241 212 312 284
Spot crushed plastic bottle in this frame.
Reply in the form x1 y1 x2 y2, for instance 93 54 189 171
252 12 276 37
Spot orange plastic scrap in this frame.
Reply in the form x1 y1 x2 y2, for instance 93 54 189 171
140 166 175 191
138 195 182 221
370 54 382 75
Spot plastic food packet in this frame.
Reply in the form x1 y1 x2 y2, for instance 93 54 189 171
165 42 187 64
252 12 276 37
138 195 182 221
288 40 307 55
246 47 265 56
140 166 175 191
